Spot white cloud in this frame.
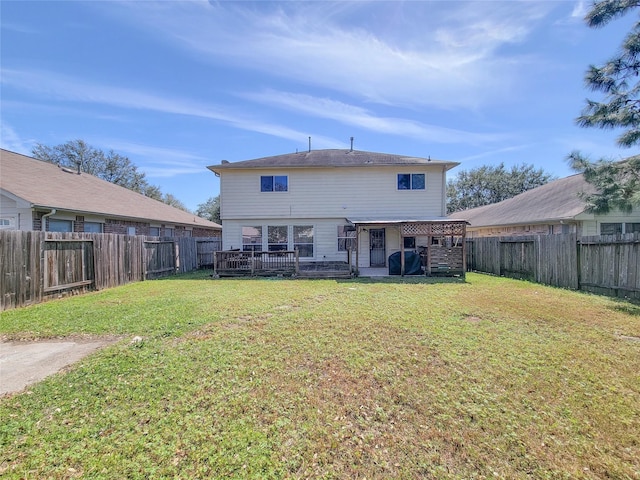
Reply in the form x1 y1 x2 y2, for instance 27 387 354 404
243 90 508 145
99 1 559 110
0 122 33 154
0 68 342 148
571 1 589 20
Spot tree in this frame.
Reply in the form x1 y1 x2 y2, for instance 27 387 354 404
570 0 640 213
195 195 221 224
32 140 190 210
162 193 190 213
446 163 555 214
33 140 150 192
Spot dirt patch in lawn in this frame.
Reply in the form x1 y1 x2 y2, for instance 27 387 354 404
0 335 122 396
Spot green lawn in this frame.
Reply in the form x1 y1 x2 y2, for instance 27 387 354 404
1 272 639 479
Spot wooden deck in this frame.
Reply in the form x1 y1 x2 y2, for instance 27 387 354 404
213 251 355 279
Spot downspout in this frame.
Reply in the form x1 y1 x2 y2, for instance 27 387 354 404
441 166 447 216
40 208 56 231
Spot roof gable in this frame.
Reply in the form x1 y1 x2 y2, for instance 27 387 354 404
0 149 221 229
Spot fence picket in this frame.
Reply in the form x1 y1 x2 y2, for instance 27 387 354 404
1 232 221 311
466 233 639 300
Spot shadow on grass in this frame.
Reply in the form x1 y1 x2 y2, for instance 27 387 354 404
157 269 469 286
609 299 640 315
338 276 468 285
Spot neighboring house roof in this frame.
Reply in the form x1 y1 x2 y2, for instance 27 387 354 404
208 149 458 172
0 149 221 230
448 174 596 227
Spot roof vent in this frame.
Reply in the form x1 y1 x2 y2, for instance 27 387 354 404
221 160 230 164
350 136 354 152
59 165 80 175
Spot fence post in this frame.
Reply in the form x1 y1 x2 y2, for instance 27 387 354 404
174 241 179 274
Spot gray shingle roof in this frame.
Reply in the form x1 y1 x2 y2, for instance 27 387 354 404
208 149 458 172
1 149 221 229
448 174 596 227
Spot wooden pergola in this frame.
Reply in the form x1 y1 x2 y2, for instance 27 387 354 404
350 219 468 277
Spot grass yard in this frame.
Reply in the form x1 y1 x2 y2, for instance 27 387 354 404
1 272 639 479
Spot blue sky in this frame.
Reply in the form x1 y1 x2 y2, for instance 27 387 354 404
1 1 635 212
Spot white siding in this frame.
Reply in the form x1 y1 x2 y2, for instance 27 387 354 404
0 191 33 231
223 219 414 268
220 165 447 221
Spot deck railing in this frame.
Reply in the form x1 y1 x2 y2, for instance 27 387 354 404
214 250 299 277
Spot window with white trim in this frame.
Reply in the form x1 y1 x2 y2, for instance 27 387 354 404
268 226 288 251
293 225 314 257
397 173 425 190
261 175 288 192
242 226 263 252
600 223 622 235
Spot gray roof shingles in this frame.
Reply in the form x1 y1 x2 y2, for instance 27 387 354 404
208 149 458 172
448 174 596 227
1 149 221 229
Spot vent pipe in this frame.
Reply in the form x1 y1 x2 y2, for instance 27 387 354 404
350 137 354 152
308 136 311 152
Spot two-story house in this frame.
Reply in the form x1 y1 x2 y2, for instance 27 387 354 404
208 149 466 275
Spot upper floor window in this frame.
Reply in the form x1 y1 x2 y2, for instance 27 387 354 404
261 175 288 192
149 226 160 236
397 173 425 190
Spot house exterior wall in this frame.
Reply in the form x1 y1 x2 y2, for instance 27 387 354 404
0 191 33 231
220 165 447 220
219 164 448 264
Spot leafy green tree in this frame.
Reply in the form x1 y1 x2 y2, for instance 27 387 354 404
33 140 147 190
161 193 190 213
32 140 189 210
195 196 221 224
447 163 554 214
570 0 640 213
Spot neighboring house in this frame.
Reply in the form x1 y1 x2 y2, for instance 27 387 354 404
449 173 640 237
208 148 465 272
0 149 221 237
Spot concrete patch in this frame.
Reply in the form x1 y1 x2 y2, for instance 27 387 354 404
0 337 119 396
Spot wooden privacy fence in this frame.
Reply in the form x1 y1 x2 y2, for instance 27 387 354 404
0 231 221 311
466 233 640 300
